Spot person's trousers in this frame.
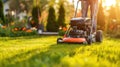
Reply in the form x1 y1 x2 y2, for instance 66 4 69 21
81 0 99 32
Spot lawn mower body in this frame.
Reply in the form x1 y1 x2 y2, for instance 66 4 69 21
57 17 103 44
63 17 91 43
57 17 98 44
57 0 103 44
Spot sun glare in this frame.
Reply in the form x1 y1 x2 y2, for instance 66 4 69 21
104 0 116 7
68 0 116 8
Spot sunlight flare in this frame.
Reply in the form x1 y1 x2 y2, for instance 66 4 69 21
105 0 116 7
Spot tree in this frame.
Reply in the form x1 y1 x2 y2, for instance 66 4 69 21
39 0 48 12
115 0 120 21
97 1 106 31
32 6 41 28
46 6 58 32
57 3 66 28
109 6 117 20
9 0 20 13
9 0 34 14
107 6 118 32
0 0 5 24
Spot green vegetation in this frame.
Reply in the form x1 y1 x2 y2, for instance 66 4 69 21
46 6 58 32
57 3 66 28
0 36 120 67
97 1 105 31
32 6 41 27
0 21 37 37
0 0 5 24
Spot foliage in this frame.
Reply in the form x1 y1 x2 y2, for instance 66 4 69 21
13 21 26 28
58 27 67 36
116 0 120 18
57 3 66 28
0 27 37 37
0 18 3 24
46 6 58 32
39 0 48 12
107 22 120 38
32 6 41 27
0 0 5 24
97 1 106 31
109 6 117 19
9 0 30 13
0 36 120 67
113 29 120 38
59 30 66 36
106 5 120 38
5 14 14 25
0 21 37 37
9 0 20 12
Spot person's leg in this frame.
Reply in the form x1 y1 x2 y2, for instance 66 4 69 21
81 1 89 18
90 0 99 33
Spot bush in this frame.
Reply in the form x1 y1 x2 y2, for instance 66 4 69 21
0 22 37 37
0 18 3 24
57 3 66 28
97 2 106 31
13 21 26 29
59 30 66 36
110 29 120 38
58 27 67 36
32 6 41 28
0 0 5 24
46 6 58 32
106 23 120 38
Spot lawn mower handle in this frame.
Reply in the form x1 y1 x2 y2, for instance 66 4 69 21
74 0 79 17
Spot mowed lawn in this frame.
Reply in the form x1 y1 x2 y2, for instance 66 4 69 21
0 36 120 67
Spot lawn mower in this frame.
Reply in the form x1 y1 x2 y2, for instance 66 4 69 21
57 0 103 44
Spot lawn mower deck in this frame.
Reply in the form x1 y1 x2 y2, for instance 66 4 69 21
58 36 86 44
57 17 103 44
63 37 86 43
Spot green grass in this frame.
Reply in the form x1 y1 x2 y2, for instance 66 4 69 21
0 36 120 67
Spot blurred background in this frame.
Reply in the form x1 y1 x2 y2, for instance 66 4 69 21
0 0 120 37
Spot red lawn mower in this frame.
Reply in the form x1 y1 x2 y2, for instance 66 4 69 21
57 0 103 44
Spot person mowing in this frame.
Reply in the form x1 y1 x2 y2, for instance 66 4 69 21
80 0 99 33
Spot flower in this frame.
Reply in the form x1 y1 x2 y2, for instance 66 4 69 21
26 29 32 33
2 26 6 29
14 28 18 31
31 27 37 31
22 27 26 31
63 27 67 31
59 26 62 30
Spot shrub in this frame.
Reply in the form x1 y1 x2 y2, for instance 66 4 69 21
58 27 67 36
107 23 120 38
0 22 37 37
0 0 5 24
97 1 106 31
57 3 66 28
32 6 41 28
114 32 120 38
14 21 26 29
0 18 3 24
46 6 58 32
